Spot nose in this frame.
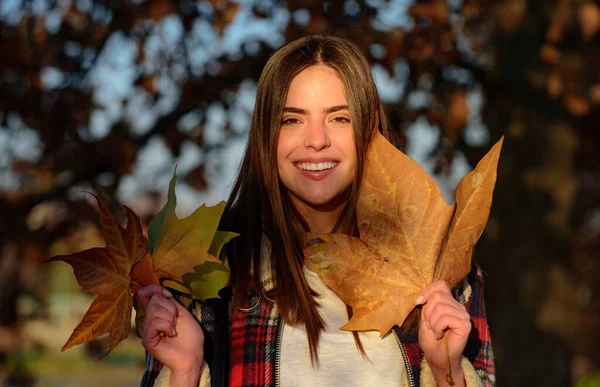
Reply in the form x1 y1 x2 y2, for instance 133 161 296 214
304 118 330 151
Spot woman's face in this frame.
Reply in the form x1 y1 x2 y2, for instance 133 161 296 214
277 65 357 213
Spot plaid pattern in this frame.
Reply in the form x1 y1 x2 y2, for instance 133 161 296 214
141 264 495 387
141 297 216 387
465 265 496 385
396 264 496 386
230 293 279 386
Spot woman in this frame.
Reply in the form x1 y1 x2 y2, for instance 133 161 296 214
137 35 495 387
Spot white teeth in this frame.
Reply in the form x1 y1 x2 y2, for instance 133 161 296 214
297 162 338 171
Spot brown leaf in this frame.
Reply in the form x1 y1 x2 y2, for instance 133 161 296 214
540 44 562 64
213 2 241 36
67 292 133 354
590 84 600 104
148 0 177 22
306 131 503 334
65 5 88 31
47 197 147 356
444 91 469 137
130 253 161 338
410 2 449 26
185 164 208 191
140 76 158 95
131 251 160 294
578 2 600 42
384 30 405 73
564 94 590 116
547 72 564 98
547 0 571 43
498 0 527 32
435 137 504 284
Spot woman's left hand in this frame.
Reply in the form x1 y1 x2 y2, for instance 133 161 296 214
416 280 471 385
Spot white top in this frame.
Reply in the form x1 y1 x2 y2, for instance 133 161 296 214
280 267 405 386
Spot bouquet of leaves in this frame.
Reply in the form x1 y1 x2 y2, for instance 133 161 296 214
47 172 237 357
49 132 502 374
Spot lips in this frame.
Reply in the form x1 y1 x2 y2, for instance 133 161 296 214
293 158 340 181
296 161 338 171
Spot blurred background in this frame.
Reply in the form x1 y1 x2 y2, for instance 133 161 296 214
0 0 599 385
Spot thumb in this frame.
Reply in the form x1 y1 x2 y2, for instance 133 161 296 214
137 284 174 309
172 298 189 315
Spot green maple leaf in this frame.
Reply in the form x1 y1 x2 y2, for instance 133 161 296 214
148 170 237 300
148 168 178 255
182 262 231 301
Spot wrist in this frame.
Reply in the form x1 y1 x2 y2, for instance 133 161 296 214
429 360 464 387
170 359 204 387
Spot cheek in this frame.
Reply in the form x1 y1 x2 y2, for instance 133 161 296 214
341 135 357 168
276 133 293 173
276 134 287 164
277 130 301 159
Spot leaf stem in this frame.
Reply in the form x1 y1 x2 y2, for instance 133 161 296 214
444 335 455 386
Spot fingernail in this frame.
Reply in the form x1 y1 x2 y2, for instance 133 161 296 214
433 331 439 340
172 327 177 337
425 320 431 330
163 288 173 298
415 295 424 305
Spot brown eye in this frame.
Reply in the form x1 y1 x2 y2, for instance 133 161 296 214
332 116 350 124
281 117 301 125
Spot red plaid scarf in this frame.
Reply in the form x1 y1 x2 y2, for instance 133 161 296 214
141 264 495 387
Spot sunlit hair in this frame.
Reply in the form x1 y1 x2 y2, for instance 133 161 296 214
220 34 396 361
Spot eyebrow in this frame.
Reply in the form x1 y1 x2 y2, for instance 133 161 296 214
282 105 349 114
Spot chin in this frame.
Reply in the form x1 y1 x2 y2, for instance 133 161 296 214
304 197 336 206
298 190 347 209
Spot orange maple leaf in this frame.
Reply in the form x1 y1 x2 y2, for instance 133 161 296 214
306 131 503 335
47 196 158 357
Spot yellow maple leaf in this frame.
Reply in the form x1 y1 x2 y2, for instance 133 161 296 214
306 131 503 335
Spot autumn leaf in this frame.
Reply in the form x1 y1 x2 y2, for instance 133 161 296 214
149 170 237 294
47 169 238 354
306 131 503 334
131 251 160 294
47 196 149 356
182 262 231 302
209 230 239 259
444 91 469 137
130 251 162 338
147 171 176 255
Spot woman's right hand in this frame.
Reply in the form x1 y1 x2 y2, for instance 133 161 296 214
137 284 205 386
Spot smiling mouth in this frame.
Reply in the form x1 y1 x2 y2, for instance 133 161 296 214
295 162 338 171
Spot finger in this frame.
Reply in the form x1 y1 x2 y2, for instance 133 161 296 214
137 285 173 309
171 297 188 315
142 317 177 349
426 302 469 332
429 312 471 341
421 291 466 322
170 298 193 319
147 315 177 337
146 304 178 326
149 294 179 318
147 298 179 331
143 319 176 351
415 280 451 306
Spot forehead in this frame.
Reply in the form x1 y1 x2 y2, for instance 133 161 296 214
284 65 347 106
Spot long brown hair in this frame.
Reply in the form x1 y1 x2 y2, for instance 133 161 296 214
220 34 395 361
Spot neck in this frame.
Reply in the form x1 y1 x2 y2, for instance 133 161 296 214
290 195 347 234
